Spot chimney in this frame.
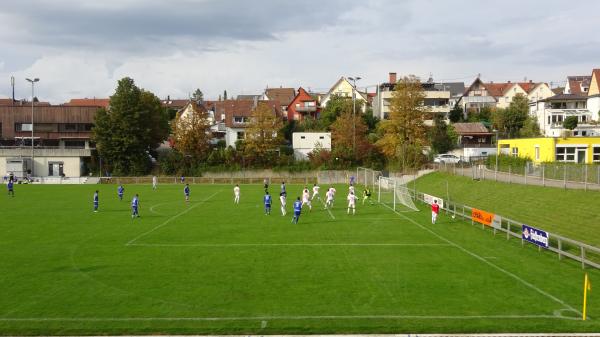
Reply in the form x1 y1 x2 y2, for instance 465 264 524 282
508 80 511 83
389 72 397 84
529 80 533 83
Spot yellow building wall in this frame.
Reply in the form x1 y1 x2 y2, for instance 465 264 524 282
499 137 600 163
589 72 599 96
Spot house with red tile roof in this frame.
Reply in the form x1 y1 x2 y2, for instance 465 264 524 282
286 87 319 121
261 87 296 117
459 77 552 111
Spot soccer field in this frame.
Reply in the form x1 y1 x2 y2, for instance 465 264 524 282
0 183 598 335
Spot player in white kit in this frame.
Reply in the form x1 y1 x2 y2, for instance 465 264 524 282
279 192 287 216
302 187 312 211
325 189 334 209
233 184 240 204
152 176 158 190
349 183 355 194
311 183 321 201
347 191 358 215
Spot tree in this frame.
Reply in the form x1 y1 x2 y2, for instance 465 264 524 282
93 77 170 175
223 90 228 100
243 102 284 164
563 115 578 131
375 75 428 169
362 107 380 133
192 88 204 103
319 94 360 130
520 115 541 138
170 104 212 160
449 105 463 123
492 94 529 138
430 112 454 154
330 111 371 164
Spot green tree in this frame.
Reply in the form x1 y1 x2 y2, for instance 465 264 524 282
520 115 541 138
244 102 284 164
430 112 454 154
223 90 228 100
563 115 578 131
375 75 428 169
93 77 169 175
192 88 204 103
492 94 529 138
449 105 463 123
362 107 380 133
319 94 361 130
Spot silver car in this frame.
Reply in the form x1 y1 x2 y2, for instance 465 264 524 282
433 154 461 164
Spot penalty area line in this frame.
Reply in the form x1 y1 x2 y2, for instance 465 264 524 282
125 191 221 246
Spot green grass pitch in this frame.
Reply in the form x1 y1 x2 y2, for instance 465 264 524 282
0 182 599 335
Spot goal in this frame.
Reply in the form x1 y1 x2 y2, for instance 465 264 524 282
378 176 419 212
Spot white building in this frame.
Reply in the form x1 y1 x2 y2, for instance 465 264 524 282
292 132 331 160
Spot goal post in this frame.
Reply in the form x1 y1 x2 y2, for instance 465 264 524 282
356 167 382 199
378 176 419 212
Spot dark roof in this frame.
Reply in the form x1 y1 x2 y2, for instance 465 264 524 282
236 94 261 100
452 122 492 135
433 82 465 96
264 88 296 106
541 93 588 101
552 87 565 95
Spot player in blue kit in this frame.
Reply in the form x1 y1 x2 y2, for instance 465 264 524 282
93 190 99 212
131 194 140 218
7 179 14 197
292 197 302 224
117 184 125 201
184 183 190 202
263 191 272 215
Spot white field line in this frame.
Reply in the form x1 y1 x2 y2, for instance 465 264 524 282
380 203 585 319
148 202 167 216
0 314 579 322
128 243 453 248
125 191 220 246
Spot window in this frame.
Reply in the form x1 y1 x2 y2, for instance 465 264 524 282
64 140 85 148
319 136 324 139
300 136 306 139
236 131 245 140
35 123 57 132
556 146 576 162
548 116 551 124
233 116 248 124
581 115 587 122
512 147 518 157
582 131 587 136
59 123 77 132
593 147 600 163
535 146 540 161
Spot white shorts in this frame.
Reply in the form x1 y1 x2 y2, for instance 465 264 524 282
348 202 355 208
432 212 438 222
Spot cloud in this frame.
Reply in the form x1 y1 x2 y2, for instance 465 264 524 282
1 0 599 103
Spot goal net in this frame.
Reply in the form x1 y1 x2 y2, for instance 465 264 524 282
356 167 382 197
378 176 419 212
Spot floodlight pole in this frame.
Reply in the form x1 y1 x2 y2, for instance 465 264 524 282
494 129 499 181
348 76 361 156
26 77 40 176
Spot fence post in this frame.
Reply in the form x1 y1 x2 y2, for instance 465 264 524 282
393 179 397 211
564 165 567 190
508 165 511 184
378 178 381 203
542 164 545 187
524 162 527 185
585 165 588 191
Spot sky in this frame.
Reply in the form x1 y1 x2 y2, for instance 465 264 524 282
0 0 599 103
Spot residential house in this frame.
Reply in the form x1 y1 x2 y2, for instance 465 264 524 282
530 69 600 137
459 78 552 112
587 69 600 117
451 122 496 160
498 137 600 164
320 77 368 112
286 87 319 121
174 101 226 145
236 94 262 101
292 132 331 160
373 72 463 120
0 105 97 177
261 87 296 119
205 100 282 148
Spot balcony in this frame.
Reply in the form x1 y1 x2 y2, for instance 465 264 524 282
0 146 92 157
547 109 590 115
296 106 317 113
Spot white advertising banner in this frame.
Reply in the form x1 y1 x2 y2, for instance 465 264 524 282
423 193 444 209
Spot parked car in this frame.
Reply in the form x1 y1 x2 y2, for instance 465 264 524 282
434 154 461 164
